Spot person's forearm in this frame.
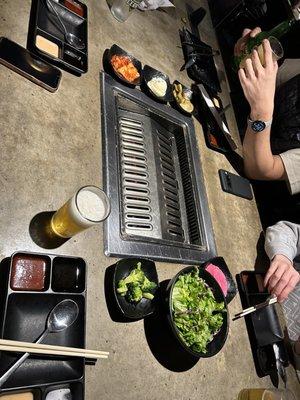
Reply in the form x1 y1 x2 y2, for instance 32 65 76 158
243 110 285 180
237 38 286 180
265 221 300 261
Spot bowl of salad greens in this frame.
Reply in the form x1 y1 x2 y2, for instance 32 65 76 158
166 266 228 357
113 258 159 319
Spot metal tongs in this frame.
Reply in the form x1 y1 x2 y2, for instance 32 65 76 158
233 294 278 321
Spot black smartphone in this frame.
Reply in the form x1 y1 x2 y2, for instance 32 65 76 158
219 169 253 200
0 37 61 92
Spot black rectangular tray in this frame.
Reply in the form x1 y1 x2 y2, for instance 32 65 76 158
0 381 85 400
236 271 288 380
27 0 88 75
0 251 87 398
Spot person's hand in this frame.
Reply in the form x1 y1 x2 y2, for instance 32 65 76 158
234 27 262 56
264 254 300 302
238 39 278 121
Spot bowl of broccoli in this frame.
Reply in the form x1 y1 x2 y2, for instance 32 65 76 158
113 258 159 319
166 266 229 358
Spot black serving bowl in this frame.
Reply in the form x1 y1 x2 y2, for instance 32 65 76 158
113 258 159 319
108 44 142 87
142 65 173 103
171 80 194 116
165 266 229 358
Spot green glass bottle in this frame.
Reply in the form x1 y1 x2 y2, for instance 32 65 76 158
233 19 298 71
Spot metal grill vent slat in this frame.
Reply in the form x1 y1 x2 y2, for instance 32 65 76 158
175 134 201 244
120 117 153 232
156 129 185 240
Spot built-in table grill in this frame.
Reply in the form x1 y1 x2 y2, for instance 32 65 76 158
101 72 216 264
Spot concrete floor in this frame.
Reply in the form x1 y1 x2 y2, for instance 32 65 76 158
0 0 299 399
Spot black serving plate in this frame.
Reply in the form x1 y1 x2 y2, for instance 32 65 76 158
108 44 142 87
113 258 159 319
0 251 87 398
27 0 88 75
142 65 173 103
165 266 229 358
171 80 194 116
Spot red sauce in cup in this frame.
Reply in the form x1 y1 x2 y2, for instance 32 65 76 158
11 254 48 291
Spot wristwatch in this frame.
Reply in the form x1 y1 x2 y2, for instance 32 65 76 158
247 116 273 133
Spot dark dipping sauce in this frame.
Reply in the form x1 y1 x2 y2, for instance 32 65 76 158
11 254 48 291
52 257 85 293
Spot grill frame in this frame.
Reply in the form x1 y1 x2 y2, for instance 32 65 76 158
101 72 216 264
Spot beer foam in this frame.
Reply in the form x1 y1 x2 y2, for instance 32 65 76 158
76 190 107 221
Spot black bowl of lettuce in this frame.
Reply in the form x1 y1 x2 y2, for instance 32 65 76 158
113 258 159 319
165 266 229 358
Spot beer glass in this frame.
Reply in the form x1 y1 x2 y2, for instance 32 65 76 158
239 36 283 68
51 186 110 238
238 388 296 400
256 36 284 66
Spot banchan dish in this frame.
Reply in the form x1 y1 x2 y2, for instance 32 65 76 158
113 258 159 319
165 266 229 358
171 80 194 115
27 0 88 75
108 44 142 87
0 252 86 395
142 65 173 103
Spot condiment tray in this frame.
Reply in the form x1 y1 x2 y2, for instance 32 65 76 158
27 0 88 75
0 251 87 398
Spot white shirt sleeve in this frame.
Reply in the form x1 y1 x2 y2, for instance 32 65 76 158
265 221 300 262
279 148 300 195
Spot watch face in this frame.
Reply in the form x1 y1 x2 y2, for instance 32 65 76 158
251 120 266 132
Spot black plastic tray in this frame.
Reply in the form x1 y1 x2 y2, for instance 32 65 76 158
27 0 88 75
0 382 84 400
0 251 87 398
236 271 289 383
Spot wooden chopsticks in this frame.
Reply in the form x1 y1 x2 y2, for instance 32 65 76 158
233 295 278 321
0 339 109 359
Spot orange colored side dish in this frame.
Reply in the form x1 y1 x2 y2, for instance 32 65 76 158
111 55 140 83
208 132 219 147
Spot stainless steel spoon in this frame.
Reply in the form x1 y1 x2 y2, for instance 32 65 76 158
45 0 85 50
0 299 79 387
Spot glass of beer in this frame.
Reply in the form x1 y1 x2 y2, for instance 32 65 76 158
256 36 284 66
239 36 283 69
238 388 296 400
51 186 110 239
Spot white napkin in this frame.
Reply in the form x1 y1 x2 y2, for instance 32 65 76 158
138 0 174 11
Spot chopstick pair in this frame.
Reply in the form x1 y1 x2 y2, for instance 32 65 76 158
0 338 109 359
232 295 278 321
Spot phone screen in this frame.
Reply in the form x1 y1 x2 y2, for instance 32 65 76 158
0 37 61 91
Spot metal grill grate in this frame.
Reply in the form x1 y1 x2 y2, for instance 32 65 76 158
101 71 216 263
120 118 153 233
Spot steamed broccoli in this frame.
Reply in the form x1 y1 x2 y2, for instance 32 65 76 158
117 279 128 295
126 284 143 302
142 292 154 300
141 276 157 292
117 262 157 303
